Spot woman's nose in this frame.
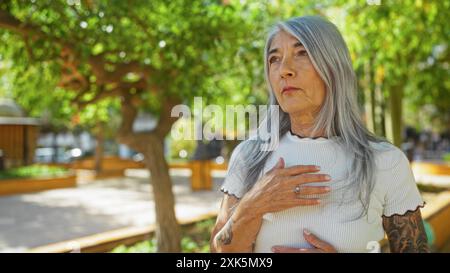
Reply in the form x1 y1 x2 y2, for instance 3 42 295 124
280 59 296 78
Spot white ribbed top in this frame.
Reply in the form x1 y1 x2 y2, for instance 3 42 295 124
220 131 424 253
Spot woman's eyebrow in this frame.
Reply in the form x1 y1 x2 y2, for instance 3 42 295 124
293 42 304 48
267 48 278 56
268 42 304 56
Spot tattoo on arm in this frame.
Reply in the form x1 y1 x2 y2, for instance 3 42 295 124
215 218 234 245
212 196 240 250
382 208 430 253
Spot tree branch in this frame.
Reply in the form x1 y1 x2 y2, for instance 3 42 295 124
0 10 35 36
0 9 152 92
154 96 182 139
1 8 180 142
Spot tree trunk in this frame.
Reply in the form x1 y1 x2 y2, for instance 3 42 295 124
94 122 104 174
117 94 182 252
143 134 181 252
386 85 404 147
363 58 376 133
379 99 386 138
374 83 385 137
52 132 58 163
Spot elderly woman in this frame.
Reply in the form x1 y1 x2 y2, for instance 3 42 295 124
210 16 429 253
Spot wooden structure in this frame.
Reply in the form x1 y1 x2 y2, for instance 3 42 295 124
0 173 76 196
69 156 227 191
0 99 40 169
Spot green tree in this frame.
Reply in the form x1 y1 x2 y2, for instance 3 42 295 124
337 0 449 146
0 0 259 252
76 98 121 172
0 58 119 167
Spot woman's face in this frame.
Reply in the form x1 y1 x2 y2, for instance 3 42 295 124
268 30 326 116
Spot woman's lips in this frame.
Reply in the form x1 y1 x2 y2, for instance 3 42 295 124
281 87 301 94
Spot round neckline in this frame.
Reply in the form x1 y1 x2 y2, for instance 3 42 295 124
286 130 339 143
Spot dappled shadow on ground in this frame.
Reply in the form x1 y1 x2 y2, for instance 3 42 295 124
0 173 224 252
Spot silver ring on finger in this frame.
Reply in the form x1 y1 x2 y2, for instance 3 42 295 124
293 185 302 194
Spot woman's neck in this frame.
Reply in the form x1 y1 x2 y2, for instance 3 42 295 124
289 113 326 138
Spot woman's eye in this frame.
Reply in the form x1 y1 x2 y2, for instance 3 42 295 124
297 50 308 56
269 56 280 64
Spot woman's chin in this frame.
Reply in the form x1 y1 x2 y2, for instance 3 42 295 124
280 105 308 115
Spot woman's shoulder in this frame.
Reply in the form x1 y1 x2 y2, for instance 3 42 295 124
369 141 423 215
228 139 251 160
369 141 409 171
228 134 265 158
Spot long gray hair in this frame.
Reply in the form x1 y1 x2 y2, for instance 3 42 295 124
231 15 388 217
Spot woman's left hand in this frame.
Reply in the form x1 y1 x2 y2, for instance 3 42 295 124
271 229 337 253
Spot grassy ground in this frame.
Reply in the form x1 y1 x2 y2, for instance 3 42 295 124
110 217 216 253
0 165 70 180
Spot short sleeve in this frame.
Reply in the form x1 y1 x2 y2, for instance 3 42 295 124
220 142 248 199
382 150 425 217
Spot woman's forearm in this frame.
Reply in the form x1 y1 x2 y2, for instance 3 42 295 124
382 209 430 253
212 200 263 252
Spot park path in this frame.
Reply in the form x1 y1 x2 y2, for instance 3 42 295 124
0 169 225 252
0 168 448 253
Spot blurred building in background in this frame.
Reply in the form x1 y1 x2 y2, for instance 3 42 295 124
0 98 39 169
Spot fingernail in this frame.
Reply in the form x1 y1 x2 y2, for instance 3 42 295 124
315 166 321 170
325 187 331 191
271 247 278 252
325 175 331 180
303 229 311 235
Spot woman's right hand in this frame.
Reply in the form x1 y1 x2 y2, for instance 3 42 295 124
211 157 331 252
241 157 331 218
